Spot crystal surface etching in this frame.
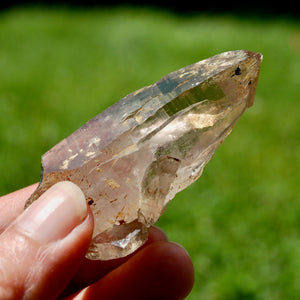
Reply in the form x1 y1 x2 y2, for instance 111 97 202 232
25 50 262 260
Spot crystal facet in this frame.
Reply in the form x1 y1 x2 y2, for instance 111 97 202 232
25 50 262 260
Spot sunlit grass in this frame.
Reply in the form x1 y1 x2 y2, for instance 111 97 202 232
0 6 299 299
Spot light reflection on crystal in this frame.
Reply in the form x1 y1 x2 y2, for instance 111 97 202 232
111 229 141 249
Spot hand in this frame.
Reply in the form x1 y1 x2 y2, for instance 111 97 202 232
0 182 194 299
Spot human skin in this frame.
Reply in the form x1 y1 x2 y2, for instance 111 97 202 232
0 182 194 300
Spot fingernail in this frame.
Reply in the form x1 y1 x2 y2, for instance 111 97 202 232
17 181 87 244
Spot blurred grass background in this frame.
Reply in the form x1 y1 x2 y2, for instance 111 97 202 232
0 6 299 299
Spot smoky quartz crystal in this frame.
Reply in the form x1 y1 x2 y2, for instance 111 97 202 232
25 50 262 260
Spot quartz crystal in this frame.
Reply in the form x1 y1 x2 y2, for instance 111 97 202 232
25 50 262 260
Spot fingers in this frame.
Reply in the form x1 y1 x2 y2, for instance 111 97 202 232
0 183 195 299
0 181 93 300
67 240 194 300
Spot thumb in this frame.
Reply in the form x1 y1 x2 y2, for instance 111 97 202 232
0 181 93 300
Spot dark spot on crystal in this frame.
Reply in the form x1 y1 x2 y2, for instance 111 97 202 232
235 66 241 75
172 157 180 162
231 66 241 77
87 197 94 205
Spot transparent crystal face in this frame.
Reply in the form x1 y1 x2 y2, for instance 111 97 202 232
25 50 262 260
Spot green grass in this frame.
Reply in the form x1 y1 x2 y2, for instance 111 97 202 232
0 6 299 299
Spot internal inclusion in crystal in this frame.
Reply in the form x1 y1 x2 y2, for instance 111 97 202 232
25 50 262 260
